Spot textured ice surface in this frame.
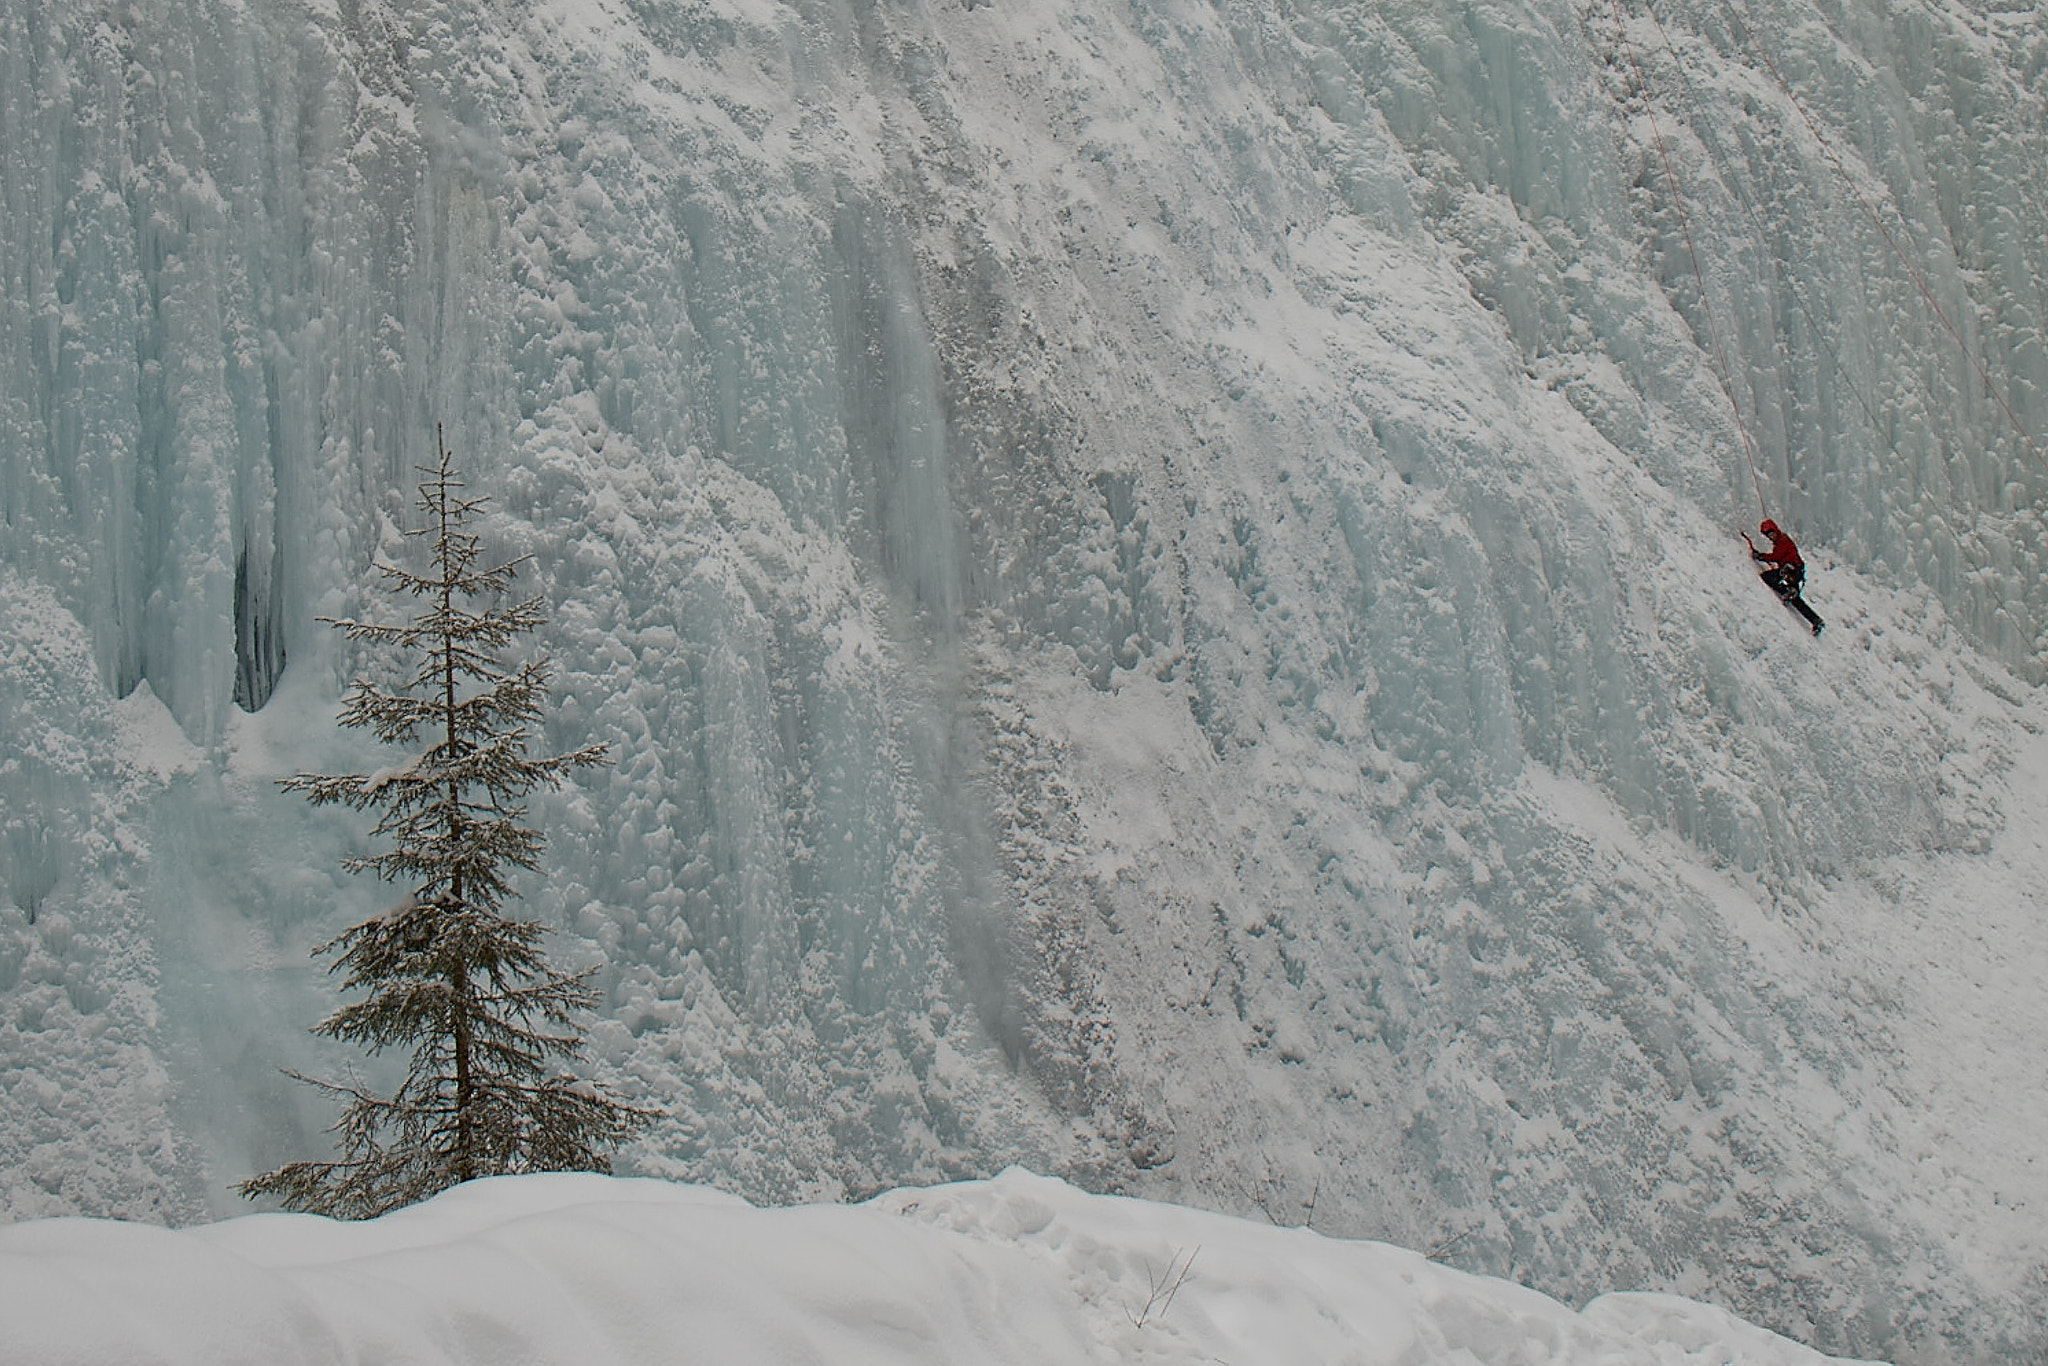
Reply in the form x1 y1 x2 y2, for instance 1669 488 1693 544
0 1168 1883 1366
2 0 2046 1359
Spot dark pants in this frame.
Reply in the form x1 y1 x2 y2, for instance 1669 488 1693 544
1760 565 1824 635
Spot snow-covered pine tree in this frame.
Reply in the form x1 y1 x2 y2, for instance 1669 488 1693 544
241 429 649 1219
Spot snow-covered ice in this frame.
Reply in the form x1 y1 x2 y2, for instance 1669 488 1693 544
3 0 2047 1358
0 1168 1881 1366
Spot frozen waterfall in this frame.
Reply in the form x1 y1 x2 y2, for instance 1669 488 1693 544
3 0 2046 1359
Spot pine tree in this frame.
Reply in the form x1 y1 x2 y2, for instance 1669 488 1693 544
242 429 649 1219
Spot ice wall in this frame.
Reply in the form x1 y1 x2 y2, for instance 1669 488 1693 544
3 0 2045 1359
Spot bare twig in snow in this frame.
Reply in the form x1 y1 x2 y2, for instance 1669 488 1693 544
1426 1226 1478 1263
1124 1245 1201 1328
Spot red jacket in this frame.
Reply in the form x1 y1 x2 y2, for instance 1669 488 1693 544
1754 522 1802 569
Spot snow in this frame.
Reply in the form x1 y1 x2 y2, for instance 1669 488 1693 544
0 1169 1879 1366
2 0 2047 1358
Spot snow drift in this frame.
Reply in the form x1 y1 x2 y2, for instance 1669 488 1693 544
0 1169 1883 1366
2 0 2046 1359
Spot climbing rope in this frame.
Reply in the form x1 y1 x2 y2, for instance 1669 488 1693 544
1712 0 2047 471
1637 0 1909 479
1605 0 1772 520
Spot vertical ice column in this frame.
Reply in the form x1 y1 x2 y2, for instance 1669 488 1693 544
828 199 964 629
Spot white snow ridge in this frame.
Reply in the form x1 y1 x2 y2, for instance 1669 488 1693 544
2 0 2046 1359
0 1170 1883 1365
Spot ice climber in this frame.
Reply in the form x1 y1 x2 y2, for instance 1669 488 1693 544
1743 519 1824 637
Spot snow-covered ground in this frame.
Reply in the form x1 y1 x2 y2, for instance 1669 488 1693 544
4 0 2047 1359
0 1169 1880 1366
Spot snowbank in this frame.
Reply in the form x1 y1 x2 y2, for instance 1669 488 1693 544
6 0 2048 1354
0 1169 1874 1365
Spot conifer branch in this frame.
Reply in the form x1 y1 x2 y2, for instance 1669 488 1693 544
243 430 648 1220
